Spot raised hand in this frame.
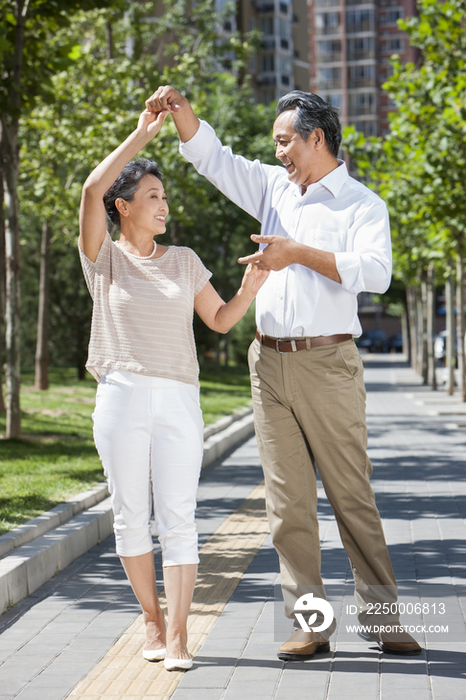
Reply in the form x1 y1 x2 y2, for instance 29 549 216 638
136 108 170 138
145 86 200 143
145 86 185 115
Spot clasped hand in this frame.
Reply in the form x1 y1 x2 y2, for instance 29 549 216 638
240 262 270 296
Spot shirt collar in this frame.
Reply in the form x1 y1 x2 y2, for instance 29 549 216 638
316 159 348 198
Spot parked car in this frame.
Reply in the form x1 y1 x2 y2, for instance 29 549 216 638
434 330 449 363
388 332 403 353
356 330 389 353
433 329 466 365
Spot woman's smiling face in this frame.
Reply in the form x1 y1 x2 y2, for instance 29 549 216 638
120 174 169 235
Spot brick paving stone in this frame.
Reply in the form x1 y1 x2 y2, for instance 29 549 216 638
1 356 466 700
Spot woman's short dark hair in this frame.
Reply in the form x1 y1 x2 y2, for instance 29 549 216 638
103 158 163 226
276 91 342 158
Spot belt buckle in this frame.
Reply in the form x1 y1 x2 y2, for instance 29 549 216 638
276 338 297 353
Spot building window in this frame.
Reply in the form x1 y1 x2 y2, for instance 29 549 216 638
386 8 404 23
347 63 375 88
347 36 375 60
317 39 341 61
322 93 343 109
261 53 275 72
348 92 375 116
354 120 377 136
261 88 276 105
388 37 403 51
279 2 288 15
346 8 375 32
318 65 341 89
261 17 275 35
315 11 341 35
279 18 290 38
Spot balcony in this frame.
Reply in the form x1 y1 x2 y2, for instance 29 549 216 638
261 37 276 50
257 74 277 86
256 2 275 13
317 51 342 63
347 49 376 61
346 21 374 33
315 23 342 36
348 104 376 117
318 78 342 89
347 77 376 88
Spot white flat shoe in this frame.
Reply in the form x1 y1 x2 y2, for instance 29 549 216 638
164 656 193 671
142 647 166 661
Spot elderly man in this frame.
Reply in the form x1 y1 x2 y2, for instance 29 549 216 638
146 86 421 660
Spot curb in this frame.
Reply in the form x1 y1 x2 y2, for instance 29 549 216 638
0 407 255 615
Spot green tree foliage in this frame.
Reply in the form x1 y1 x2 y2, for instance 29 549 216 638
345 0 466 276
343 0 466 390
17 1 276 377
0 0 129 435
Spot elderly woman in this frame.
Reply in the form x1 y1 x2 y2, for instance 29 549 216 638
79 106 268 671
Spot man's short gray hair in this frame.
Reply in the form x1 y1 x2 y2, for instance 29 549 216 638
276 91 342 157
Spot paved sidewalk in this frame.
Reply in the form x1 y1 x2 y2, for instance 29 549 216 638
0 355 465 700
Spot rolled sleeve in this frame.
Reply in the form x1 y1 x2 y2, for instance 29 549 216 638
335 201 392 295
179 120 218 161
179 120 271 222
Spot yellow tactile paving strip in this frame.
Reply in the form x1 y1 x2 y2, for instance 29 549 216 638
67 480 268 700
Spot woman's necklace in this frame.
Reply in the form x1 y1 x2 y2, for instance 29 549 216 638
137 241 157 259
118 240 157 259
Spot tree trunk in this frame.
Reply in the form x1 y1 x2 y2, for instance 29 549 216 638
445 272 455 396
401 298 410 363
106 22 113 60
426 264 437 390
406 286 417 371
0 171 6 413
214 333 221 375
2 126 22 437
1 0 27 436
417 281 428 382
34 220 51 390
456 250 466 401
170 218 182 246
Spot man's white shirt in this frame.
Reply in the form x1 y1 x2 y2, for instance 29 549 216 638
180 120 392 339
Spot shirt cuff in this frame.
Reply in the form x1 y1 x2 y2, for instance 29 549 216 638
179 120 217 161
335 252 365 295
335 251 391 295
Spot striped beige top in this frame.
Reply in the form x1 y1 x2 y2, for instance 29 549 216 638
79 233 212 387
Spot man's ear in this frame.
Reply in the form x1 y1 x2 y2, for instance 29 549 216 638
314 128 326 150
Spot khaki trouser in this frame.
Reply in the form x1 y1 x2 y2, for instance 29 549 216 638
248 338 399 635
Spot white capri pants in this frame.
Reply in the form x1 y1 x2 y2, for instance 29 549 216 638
92 369 204 565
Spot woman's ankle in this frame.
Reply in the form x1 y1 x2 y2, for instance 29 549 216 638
166 626 189 657
143 607 165 625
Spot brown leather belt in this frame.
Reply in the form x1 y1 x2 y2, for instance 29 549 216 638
255 330 352 353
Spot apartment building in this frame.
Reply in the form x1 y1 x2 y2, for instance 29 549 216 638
308 0 418 135
220 0 310 104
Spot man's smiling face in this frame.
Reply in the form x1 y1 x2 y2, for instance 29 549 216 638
273 110 317 190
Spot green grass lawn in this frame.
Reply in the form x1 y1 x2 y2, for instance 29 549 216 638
0 364 252 535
